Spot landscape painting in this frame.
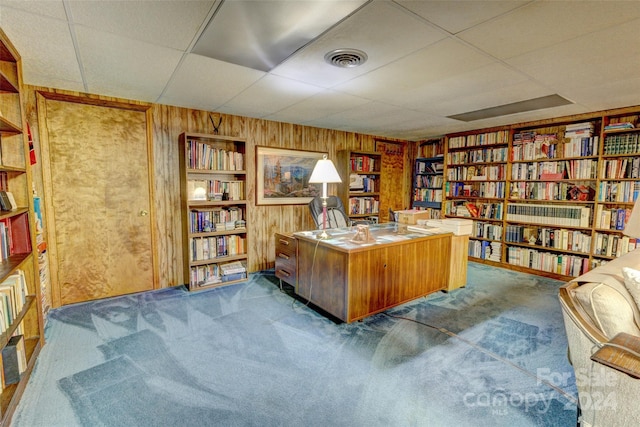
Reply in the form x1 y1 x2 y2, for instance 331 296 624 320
256 147 326 205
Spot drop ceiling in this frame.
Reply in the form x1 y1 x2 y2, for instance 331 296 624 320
1 0 640 141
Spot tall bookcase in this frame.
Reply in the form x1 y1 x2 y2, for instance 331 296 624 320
439 106 640 280
412 138 444 217
179 133 248 291
444 128 510 264
336 150 381 222
0 29 43 425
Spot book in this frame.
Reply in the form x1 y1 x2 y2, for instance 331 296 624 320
1 335 25 386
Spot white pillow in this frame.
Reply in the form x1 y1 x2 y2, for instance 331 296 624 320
573 281 640 339
622 267 640 313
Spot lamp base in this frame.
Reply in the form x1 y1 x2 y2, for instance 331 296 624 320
316 230 332 240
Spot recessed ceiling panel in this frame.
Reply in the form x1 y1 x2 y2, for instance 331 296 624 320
193 0 368 71
447 94 573 122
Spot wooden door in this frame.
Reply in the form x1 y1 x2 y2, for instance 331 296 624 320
376 140 409 218
37 94 156 306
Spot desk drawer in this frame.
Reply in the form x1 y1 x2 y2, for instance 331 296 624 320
275 233 297 286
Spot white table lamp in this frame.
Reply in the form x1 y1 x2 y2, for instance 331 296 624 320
309 154 342 239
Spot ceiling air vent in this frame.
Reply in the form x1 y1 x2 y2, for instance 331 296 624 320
324 49 368 68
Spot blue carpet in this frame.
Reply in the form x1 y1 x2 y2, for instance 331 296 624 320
12 263 577 426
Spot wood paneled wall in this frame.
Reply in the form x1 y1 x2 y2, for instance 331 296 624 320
22 86 412 294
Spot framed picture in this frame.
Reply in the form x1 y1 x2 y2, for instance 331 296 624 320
256 146 327 205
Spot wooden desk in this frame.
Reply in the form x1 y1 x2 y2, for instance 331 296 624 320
293 223 452 323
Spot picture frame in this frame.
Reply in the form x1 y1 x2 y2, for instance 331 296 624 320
256 146 327 205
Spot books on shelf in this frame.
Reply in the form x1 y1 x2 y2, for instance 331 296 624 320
187 179 244 202
506 203 591 228
507 246 588 276
220 261 247 282
187 139 244 171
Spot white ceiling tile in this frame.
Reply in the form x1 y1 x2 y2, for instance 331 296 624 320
272 0 447 87
459 0 640 60
159 53 264 111
333 38 494 101
507 18 640 90
68 0 215 51
0 6 83 88
265 90 371 124
0 0 66 20
221 74 324 118
396 0 528 34
75 26 183 101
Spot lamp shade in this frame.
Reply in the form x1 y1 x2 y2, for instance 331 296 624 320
624 198 640 238
309 155 342 184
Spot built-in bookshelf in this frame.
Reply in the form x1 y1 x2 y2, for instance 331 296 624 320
337 150 381 222
437 106 640 279
592 112 640 268
179 132 248 291
444 129 509 263
411 138 444 218
0 28 43 425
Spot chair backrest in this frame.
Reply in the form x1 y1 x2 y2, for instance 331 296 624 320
389 208 396 222
308 195 350 229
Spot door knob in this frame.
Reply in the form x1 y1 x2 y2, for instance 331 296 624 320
139 209 149 216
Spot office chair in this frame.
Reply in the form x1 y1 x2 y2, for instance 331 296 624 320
389 208 396 222
309 195 351 229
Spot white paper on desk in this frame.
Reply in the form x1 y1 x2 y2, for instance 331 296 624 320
406 226 444 235
378 235 410 241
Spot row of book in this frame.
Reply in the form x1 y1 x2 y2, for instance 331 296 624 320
563 137 598 158
468 240 501 261
0 270 27 335
189 235 246 261
506 203 591 228
511 159 597 180
593 233 637 258
593 205 632 230
446 164 506 181
190 261 247 287
601 157 640 179
349 155 376 172
413 188 442 203
351 176 377 192
348 197 379 215
187 179 244 201
509 182 596 202
504 225 591 254
189 208 243 233
596 181 640 204
219 261 247 283
415 161 443 174
447 147 508 165
471 221 503 241
0 191 17 212
415 175 443 189
507 246 588 277
604 122 635 131
447 182 506 199
0 214 31 262
448 130 509 149
187 140 244 171
511 132 559 160
445 201 504 220
602 133 640 155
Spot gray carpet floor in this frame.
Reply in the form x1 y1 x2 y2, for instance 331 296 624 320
12 262 577 426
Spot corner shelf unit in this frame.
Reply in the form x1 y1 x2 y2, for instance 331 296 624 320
412 156 444 210
337 150 382 222
0 29 43 426
439 107 640 280
179 132 248 291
